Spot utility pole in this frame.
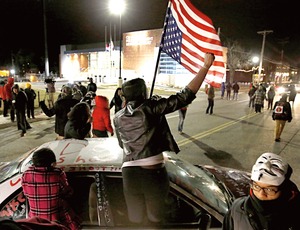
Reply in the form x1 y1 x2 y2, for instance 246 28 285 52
43 0 50 78
257 30 273 82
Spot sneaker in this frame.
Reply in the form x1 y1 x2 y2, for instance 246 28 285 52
275 138 280 142
20 132 25 137
179 131 183 135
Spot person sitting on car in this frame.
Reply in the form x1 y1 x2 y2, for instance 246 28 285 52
21 148 81 230
222 152 300 230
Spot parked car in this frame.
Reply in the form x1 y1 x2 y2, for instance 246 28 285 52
275 83 291 95
0 138 250 229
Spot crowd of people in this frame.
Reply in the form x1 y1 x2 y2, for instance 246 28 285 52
0 60 299 228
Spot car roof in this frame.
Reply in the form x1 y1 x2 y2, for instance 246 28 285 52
1 137 250 218
20 138 124 173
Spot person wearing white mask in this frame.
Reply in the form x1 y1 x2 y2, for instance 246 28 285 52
222 152 300 230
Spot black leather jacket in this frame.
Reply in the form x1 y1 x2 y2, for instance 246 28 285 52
113 87 196 162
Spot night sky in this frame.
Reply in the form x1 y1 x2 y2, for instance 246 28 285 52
0 0 299 71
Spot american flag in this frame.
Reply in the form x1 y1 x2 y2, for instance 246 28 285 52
160 0 226 88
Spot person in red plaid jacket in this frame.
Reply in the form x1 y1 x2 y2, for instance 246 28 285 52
21 148 81 230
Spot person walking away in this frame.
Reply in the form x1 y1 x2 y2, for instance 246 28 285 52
12 84 31 137
272 93 292 142
110 87 123 114
288 84 297 106
232 82 240 100
24 82 36 119
226 82 232 100
64 102 93 140
252 85 266 113
206 84 215 115
92 95 114 137
21 148 81 229
178 106 188 134
222 152 300 230
87 78 97 93
220 82 225 99
248 85 257 108
40 86 79 140
113 53 215 225
3 77 15 121
266 84 275 110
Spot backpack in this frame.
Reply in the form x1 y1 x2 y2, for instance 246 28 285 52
273 101 287 119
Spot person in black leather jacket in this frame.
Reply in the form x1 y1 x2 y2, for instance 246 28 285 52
222 152 300 230
113 53 215 225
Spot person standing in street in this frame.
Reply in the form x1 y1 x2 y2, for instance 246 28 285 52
77 81 87 97
12 84 31 137
288 84 297 107
266 84 275 110
110 87 123 114
0 80 5 108
24 82 36 119
253 85 266 113
87 78 97 93
220 82 225 99
206 84 215 115
248 85 257 108
226 82 232 100
272 93 292 142
64 102 93 140
178 105 188 134
232 82 240 100
222 152 300 230
3 77 15 121
92 95 114 137
45 78 56 108
113 53 215 225
40 86 79 140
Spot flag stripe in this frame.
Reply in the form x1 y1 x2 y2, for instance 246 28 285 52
161 0 226 88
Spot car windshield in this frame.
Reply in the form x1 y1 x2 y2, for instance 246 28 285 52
0 152 32 183
165 152 229 215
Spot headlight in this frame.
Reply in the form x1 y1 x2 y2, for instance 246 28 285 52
277 87 285 94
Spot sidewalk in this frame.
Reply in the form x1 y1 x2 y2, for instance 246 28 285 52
0 111 51 129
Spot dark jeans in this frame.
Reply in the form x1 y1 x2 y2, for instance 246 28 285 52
206 98 214 114
255 104 262 113
122 166 169 224
3 100 15 121
16 109 30 133
27 101 35 118
178 109 187 132
92 129 108 137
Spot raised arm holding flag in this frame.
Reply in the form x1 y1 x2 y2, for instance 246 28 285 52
150 0 225 97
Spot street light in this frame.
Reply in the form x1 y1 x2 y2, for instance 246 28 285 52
109 0 125 84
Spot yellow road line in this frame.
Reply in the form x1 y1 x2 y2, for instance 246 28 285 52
177 112 258 146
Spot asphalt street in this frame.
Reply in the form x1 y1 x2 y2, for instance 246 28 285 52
0 83 300 187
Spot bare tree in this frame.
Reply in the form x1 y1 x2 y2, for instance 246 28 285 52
226 40 253 83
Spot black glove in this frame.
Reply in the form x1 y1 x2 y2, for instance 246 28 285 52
39 100 45 106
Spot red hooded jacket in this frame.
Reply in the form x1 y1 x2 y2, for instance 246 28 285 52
92 95 114 135
3 77 14 100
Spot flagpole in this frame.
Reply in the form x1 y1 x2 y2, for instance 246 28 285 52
149 1 172 98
